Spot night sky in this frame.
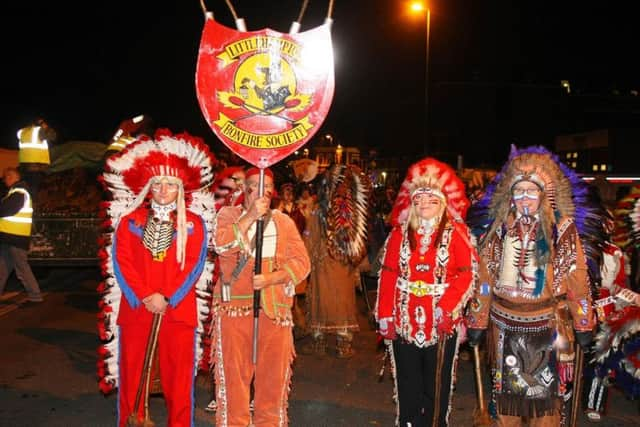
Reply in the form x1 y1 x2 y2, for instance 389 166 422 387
2 0 639 165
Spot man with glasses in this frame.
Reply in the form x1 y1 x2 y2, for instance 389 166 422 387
467 146 595 427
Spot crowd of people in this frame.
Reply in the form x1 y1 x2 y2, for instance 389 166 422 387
62 129 640 426
2 123 640 425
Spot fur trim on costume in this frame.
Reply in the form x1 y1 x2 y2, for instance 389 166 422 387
97 129 217 394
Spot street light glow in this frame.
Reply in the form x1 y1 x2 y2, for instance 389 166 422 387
410 2 426 13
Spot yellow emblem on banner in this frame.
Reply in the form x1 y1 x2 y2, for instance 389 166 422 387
214 114 313 149
217 36 302 67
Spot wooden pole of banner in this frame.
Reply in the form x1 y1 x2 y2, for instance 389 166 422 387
198 0 207 17
290 0 310 33
327 0 335 19
252 169 265 365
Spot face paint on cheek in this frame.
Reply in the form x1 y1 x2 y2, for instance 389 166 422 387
512 190 540 201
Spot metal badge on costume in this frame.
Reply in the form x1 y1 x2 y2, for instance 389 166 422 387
196 18 335 168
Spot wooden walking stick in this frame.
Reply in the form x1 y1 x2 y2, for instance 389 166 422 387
432 338 447 427
472 345 492 427
570 345 585 427
127 312 163 427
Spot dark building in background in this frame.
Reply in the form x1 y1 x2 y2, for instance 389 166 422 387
427 77 640 172
556 90 640 175
555 128 640 175
429 79 568 168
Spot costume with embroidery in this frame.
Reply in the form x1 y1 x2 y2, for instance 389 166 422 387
211 173 310 426
467 145 597 425
592 195 640 402
375 158 477 426
97 129 216 426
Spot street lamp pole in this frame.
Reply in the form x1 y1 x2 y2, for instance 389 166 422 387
410 2 431 156
424 7 431 156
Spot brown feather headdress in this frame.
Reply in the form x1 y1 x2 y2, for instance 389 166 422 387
317 164 371 265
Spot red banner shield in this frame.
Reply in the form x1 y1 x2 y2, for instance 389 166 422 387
196 19 335 168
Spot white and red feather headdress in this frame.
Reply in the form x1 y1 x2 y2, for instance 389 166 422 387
98 129 217 394
390 157 470 227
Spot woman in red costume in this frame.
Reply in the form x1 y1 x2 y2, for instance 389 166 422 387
375 158 477 426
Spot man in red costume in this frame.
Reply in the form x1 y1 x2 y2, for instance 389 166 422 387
98 130 216 427
212 167 310 427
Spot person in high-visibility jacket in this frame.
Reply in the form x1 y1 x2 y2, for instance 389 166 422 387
17 123 51 165
105 114 152 156
0 167 43 302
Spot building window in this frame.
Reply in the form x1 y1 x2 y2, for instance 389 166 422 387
592 164 598 171
571 162 577 168
600 164 607 171
573 152 578 158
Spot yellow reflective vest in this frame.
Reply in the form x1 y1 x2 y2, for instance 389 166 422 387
106 135 135 153
0 188 33 237
17 125 50 165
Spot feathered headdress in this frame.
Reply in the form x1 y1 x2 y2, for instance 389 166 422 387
97 129 217 394
467 145 608 294
613 185 640 254
389 157 470 227
317 164 371 265
593 305 640 399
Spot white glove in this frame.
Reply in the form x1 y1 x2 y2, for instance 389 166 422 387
378 317 392 335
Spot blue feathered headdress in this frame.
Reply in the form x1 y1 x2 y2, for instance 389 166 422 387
467 145 608 295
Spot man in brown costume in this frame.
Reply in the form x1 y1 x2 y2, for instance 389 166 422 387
466 146 595 426
303 164 370 358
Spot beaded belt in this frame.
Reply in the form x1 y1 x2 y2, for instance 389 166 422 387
494 295 557 311
398 279 446 297
490 305 553 332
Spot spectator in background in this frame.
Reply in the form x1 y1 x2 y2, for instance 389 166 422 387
295 183 315 220
0 167 43 303
213 166 246 211
275 182 308 339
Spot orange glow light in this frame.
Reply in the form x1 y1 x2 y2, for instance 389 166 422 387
410 2 426 13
